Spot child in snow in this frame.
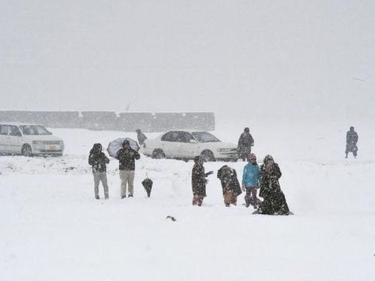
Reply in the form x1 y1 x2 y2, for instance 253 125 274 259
88 143 110 199
242 153 261 208
217 165 242 207
191 156 213 206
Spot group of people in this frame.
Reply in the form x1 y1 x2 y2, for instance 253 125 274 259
88 137 141 200
88 125 358 215
191 151 291 215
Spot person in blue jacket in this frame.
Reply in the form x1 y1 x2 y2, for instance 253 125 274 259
242 153 261 208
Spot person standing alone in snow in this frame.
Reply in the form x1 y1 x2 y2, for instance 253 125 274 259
88 143 110 199
191 156 213 206
117 140 140 198
242 153 261 208
237 127 254 161
345 126 358 158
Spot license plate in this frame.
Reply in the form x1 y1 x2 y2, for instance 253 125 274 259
49 145 57 150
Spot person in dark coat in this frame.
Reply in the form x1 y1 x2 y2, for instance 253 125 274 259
257 155 290 215
217 165 242 207
117 140 140 198
345 126 358 158
237 127 254 161
136 129 147 146
191 156 213 206
88 143 110 199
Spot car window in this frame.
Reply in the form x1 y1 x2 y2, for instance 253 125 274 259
9 126 21 136
161 132 174 142
192 132 221 143
180 132 194 143
0 125 9 135
20 125 51 135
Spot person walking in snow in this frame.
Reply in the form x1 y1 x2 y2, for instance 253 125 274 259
117 140 140 198
191 156 213 206
345 126 358 158
217 165 242 207
237 127 254 161
256 155 290 215
88 143 110 199
136 129 147 146
242 153 261 208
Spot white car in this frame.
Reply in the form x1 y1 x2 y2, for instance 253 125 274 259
0 123 64 156
141 130 238 161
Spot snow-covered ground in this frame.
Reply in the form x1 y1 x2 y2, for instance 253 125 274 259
1 121 375 281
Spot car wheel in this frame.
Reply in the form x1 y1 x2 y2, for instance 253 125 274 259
201 150 215 162
22 144 32 157
153 149 165 159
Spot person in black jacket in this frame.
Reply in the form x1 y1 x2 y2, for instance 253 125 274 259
345 126 359 158
191 156 213 206
256 155 290 215
88 143 110 199
237 127 254 161
117 140 140 198
136 129 147 146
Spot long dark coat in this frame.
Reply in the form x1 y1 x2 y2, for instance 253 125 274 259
237 132 254 159
346 130 359 154
192 163 207 197
259 163 289 215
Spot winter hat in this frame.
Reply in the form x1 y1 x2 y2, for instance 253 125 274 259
263 155 274 164
122 140 130 147
194 156 202 163
247 153 257 161
91 143 102 154
244 127 250 133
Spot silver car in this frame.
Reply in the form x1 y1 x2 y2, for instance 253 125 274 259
141 130 237 161
0 123 64 156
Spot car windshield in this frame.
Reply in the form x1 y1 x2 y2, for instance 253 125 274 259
192 132 220 143
20 125 51 135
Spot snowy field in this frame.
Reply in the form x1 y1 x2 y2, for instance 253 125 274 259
1 120 375 281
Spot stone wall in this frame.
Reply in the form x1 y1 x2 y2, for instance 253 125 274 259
0 111 215 132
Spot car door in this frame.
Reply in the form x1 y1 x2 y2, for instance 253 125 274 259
174 132 199 158
8 125 23 154
160 131 179 158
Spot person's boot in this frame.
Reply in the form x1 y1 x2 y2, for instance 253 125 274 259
244 194 250 208
95 195 100 200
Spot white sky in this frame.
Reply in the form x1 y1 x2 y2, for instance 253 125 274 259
1 0 374 122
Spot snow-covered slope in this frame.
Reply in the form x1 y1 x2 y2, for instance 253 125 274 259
1 124 374 281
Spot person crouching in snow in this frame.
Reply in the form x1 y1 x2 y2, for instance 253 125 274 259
242 153 261 208
88 143 110 199
217 165 242 207
257 155 290 215
191 156 213 206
